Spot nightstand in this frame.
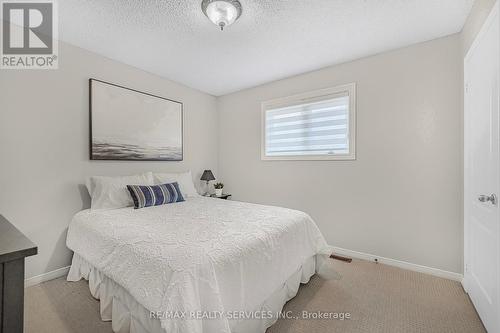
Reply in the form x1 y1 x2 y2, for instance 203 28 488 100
210 194 232 200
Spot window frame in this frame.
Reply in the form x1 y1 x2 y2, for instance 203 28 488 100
261 83 356 161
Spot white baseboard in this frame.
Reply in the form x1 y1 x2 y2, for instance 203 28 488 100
331 246 463 282
25 265 70 288
461 275 469 292
23 248 463 287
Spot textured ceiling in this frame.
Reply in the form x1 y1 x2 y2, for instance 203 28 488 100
59 0 474 96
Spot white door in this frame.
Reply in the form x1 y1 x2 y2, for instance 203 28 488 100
464 2 500 332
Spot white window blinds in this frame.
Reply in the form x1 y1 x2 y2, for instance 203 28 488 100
262 84 355 160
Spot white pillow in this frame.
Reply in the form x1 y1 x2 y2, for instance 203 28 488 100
86 172 154 210
153 171 200 197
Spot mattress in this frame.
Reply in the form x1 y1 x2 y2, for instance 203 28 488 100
66 197 329 333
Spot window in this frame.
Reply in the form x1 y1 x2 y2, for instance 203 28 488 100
261 83 356 160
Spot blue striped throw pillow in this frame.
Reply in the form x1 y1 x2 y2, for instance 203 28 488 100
126 182 185 209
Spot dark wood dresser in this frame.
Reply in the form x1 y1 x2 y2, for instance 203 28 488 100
0 215 37 333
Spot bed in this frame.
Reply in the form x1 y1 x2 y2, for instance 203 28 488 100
66 196 329 333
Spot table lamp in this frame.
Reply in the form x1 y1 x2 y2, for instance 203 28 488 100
200 170 215 196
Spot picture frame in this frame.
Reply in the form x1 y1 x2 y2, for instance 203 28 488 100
89 79 183 161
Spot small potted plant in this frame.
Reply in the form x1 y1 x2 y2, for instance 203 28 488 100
214 182 224 197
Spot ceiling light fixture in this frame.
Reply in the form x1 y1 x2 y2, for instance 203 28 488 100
201 0 242 31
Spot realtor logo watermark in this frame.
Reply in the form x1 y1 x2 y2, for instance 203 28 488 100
1 0 58 69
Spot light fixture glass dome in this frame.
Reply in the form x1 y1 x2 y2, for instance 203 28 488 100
202 0 242 31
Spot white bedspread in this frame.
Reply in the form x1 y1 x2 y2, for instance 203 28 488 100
66 197 328 333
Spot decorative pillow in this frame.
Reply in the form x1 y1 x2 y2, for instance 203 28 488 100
86 172 155 210
127 182 185 209
153 171 200 197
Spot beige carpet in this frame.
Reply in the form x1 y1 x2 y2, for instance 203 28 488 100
25 259 485 333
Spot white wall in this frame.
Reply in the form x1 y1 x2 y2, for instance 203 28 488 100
0 41 218 279
217 35 462 273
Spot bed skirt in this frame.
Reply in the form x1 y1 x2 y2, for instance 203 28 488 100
67 253 318 333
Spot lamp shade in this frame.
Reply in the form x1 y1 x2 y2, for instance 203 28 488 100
201 0 242 31
200 170 215 181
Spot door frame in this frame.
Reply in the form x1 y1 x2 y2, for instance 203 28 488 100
463 0 500 329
